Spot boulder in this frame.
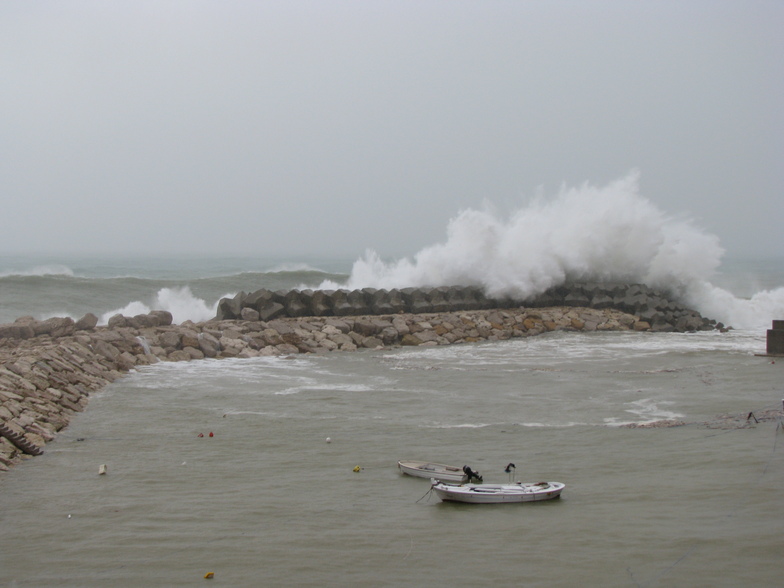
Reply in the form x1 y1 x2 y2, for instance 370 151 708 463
365 288 391 315
149 310 173 326
425 288 450 313
563 286 591 308
0 323 35 340
330 290 353 316
240 307 260 321
353 318 380 337
244 288 272 310
675 314 705 332
259 302 285 321
310 290 334 316
401 288 432 314
267 319 295 335
93 340 120 361
391 316 410 336
346 290 370 315
386 289 407 313
216 291 246 320
438 286 464 310
180 329 201 349
244 289 286 321
30 317 75 338
283 290 309 317
590 293 615 310
130 314 157 328
379 326 400 345
323 318 350 333
197 332 221 357
158 331 182 350
107 314 128 329
360 336 383 348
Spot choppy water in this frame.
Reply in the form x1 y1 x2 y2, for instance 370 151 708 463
1 253 783 329
1 328 782 587
0 254 351 326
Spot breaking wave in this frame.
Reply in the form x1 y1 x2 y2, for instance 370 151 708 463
99 287 221 326
320 172 783 329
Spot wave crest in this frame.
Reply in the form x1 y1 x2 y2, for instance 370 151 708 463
326 172 780 329
0 264 75 278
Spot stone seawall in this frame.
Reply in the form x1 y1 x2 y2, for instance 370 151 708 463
0 283 724 473
215 282 722 333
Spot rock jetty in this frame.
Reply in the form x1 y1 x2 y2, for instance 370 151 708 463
0 283 723 473
215 283 720 333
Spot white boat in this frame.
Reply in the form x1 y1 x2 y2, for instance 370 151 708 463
397 460 482 484
431 480 565 503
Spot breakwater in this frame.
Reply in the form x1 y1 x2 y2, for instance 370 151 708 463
0 283 723 472
216 282 721 333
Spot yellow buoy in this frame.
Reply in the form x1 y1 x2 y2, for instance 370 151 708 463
353 465 361 472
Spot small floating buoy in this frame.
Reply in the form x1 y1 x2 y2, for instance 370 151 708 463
325 437 331 443
204 571 214 579
98 464 107 475
353 465 362 472
208 432 214 437
197 433 204 438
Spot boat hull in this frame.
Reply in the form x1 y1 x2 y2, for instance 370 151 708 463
398 460 468 484
432 481 565 504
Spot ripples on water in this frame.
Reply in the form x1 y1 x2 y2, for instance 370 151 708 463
1 329 782 586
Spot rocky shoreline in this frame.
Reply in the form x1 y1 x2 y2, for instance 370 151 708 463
0 282 725 474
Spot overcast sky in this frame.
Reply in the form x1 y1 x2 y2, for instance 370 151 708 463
1 0 782 260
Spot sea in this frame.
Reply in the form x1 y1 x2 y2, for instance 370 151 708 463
1 185 784 586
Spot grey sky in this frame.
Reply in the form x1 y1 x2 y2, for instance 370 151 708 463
1 0 782 259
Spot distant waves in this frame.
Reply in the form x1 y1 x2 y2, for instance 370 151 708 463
0 267 349 326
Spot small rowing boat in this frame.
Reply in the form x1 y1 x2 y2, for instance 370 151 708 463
431 480 565 504
397 460 482 484
430 463 564 504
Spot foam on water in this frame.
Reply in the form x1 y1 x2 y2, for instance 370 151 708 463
605 398 684 426
381 328 767 372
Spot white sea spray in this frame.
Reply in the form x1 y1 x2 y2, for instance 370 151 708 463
99 286 221 325
321 172 782 329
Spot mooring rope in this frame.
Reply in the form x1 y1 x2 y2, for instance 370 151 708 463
415 485 434 504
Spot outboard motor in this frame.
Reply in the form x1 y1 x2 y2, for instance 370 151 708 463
462 465 483 483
